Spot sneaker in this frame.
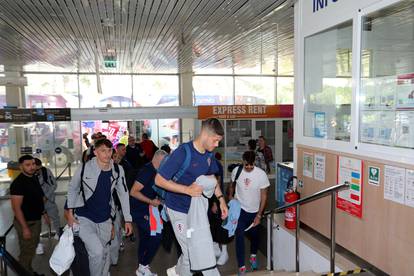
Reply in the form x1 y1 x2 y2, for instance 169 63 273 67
119 242 125 252
136 264 157 276
249 254 258 270
213 242 221 258
216 250 229 266
166 265 179 276
238 266 247 275
35 243 44 255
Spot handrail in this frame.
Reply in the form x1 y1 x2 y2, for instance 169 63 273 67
0 246 33 276
264 183 350 216
264 182 350 274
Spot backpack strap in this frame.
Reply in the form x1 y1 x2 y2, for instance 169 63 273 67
172 143 192 182
112 163 127 192
41 167 50 186
234 165 243 182
79 160 87 206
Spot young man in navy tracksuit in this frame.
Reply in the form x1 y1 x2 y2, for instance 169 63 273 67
155 118 228 276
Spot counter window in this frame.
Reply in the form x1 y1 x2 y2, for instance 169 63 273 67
303 21 353 141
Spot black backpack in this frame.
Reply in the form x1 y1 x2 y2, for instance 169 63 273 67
40 167 51 186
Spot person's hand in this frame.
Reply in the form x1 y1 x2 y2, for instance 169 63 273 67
150 198 161 207
43 213 51 226
22 227 32 240
66 212 79 227
111 224 115 240
186 183 203 197
220 201 229 220
211 202 218 214
124 222 133 236
253 214 262 227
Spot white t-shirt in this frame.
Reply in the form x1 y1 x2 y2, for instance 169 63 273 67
231 166 270 213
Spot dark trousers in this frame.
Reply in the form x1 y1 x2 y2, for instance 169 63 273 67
14 219 41 272
235 209 259 268
135 219 162 266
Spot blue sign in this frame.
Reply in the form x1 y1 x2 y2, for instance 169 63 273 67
313 0 339 13
47 114 55 121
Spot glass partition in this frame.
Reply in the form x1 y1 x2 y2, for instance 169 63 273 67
360 0 414 149
303 21 353 141
132 75 179 107
277 77 294 104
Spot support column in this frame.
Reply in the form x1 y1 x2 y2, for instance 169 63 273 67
4 65 26 161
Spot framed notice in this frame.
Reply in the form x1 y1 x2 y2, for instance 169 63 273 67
337 156 363 218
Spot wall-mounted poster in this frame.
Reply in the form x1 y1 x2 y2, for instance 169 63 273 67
303 152 314 178
337 156 363 218
314 153 326 182
384 165 405 205
405 169 414 208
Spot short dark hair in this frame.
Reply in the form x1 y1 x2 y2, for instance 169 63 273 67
242 151 256 164
258 136 266 141
19 155 34 164
142 133 149 139
94 138 113 149
201 118 224 136
34 158 42 166
160 144 171 154
214 152 222 161
247 139 257 150
116 143 126 149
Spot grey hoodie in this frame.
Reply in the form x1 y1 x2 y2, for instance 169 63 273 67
67 157 132 222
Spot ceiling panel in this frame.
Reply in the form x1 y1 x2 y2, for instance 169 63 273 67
0 0 293 74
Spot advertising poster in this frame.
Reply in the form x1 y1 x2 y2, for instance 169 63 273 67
405 169 414 208
396 73 414 108
314 153 326 182
303 152 314 178
337 156 363 218
384 165 406 205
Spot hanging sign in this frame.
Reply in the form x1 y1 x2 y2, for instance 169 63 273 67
337 156 363 218
198 104 293 120
0 108 71 122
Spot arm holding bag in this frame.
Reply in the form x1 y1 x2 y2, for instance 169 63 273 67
49 225 75 275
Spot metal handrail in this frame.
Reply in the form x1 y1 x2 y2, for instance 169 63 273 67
264 183 350 216
264 182 350 273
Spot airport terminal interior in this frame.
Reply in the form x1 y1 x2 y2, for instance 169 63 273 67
0 0 413 275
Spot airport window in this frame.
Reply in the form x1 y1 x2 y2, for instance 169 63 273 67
235 77 275 105
25 74 80 108
360 0 414 149
0 86 5 107
303 21 353 141
132 75 179 107
80 75 133 108
193 76 234 105
277 77 294 104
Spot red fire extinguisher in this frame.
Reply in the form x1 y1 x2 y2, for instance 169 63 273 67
284 176 300 229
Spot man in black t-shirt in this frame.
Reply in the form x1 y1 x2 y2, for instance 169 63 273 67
10 155 48 274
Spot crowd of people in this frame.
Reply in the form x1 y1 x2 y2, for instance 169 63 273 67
9 119 273 276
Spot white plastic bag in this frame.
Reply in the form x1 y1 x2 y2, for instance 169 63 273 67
49 225 75 275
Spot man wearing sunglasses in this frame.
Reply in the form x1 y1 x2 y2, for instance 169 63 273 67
228 151 270 275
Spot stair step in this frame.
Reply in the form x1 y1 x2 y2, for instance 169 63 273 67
230 271 319 276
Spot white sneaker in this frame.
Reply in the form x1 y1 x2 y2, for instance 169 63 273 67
136 264 157 276
35 243 44 255
213 242 221 258
166 266 179 276
216 250 229 266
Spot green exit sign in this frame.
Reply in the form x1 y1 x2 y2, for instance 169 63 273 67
104 56 117 68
